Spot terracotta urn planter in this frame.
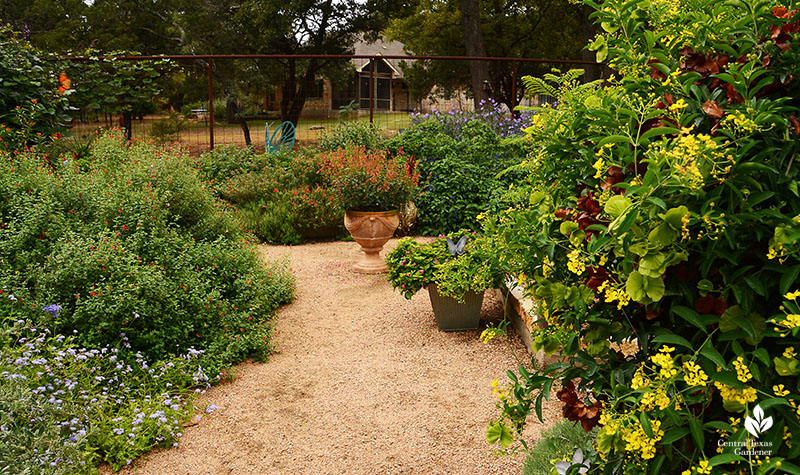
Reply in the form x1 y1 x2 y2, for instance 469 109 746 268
344 210 400 273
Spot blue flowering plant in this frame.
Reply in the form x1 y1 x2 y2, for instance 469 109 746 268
387 100 529 234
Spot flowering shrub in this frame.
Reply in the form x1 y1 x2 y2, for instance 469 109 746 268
486 1 800 473
318 146 419 212
198 146 345 243
0 132 294 371
388 102 528 234
385 231 502 301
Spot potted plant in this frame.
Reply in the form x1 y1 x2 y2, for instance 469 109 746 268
385 231 502 331
319 146 419 273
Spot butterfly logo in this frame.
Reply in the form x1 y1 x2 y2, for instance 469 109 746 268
555 448 590 475
445 235 467 256
744 404 773 438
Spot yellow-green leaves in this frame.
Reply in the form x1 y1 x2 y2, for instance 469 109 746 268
626 270 665 304
604 195 632 218
486 422 514 448
589 35 609 63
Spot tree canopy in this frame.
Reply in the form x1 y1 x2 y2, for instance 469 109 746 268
386 0 585 111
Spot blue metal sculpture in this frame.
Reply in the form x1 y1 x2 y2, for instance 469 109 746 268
265 121 296 152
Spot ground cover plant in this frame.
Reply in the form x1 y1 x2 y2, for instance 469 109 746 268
0 115 294 471
386 98 530 235
485 1 800 474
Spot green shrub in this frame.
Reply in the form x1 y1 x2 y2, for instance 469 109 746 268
200 147 345 244
487 1 800 473
149 112 190 143
317 121 386 152
385 231 502 300
195 144 282 187
0 132 294 368
387 117 526 234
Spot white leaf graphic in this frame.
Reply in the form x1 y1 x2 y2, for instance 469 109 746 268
555 448 591 475
744 417 761 438
744 404 772 438
759 415 773 434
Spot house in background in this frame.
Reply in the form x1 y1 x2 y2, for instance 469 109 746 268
268 38 472 118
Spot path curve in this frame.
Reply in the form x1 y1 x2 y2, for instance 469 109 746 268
113 239 558 474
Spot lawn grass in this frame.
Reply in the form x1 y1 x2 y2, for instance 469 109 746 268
67 112 411 151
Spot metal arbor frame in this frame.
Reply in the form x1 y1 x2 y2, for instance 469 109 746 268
60 54 596 149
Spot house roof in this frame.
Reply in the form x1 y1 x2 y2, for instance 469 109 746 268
352 38 409 79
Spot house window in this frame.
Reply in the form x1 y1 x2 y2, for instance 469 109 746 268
308 79 324 99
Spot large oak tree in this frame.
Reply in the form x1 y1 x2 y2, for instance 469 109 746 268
385 0 585 112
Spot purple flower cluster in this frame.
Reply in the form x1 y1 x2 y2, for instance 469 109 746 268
1 320 213 471
409 98 533 139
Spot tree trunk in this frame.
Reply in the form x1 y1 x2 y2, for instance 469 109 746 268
122 111 133 140
281 59 318 127
581 4 601 82
461 0 490 109
225 96 237 124
238 115 252 146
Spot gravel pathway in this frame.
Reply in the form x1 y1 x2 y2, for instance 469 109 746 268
111 239 559 474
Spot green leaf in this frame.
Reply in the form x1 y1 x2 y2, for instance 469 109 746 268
639 253 667 278
661 427 690 445
700 343 727 369
640 412 654 438
659 206 689 231
781 264 800 296
671 306 708 333
652 333 693 349
596 44 609 63
639 126 680 144
626 271 665 303
597 135 632 148
689 417 704 450
648 223 677 249
560 221 579 235
708 453 745 466
649 455 665 475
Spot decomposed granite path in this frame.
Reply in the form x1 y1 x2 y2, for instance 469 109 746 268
109 239 559 475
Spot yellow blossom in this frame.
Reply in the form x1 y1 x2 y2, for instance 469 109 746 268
714 381 758 405
682 360 708 387
733 356 753 383
567 248 587 275
773 384 790 397
784 290 800 300
622 418 664 459
632 366 651 390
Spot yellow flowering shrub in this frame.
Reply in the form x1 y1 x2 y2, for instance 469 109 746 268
486 0 800 473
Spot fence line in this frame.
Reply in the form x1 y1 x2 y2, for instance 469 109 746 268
60 54 598 152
